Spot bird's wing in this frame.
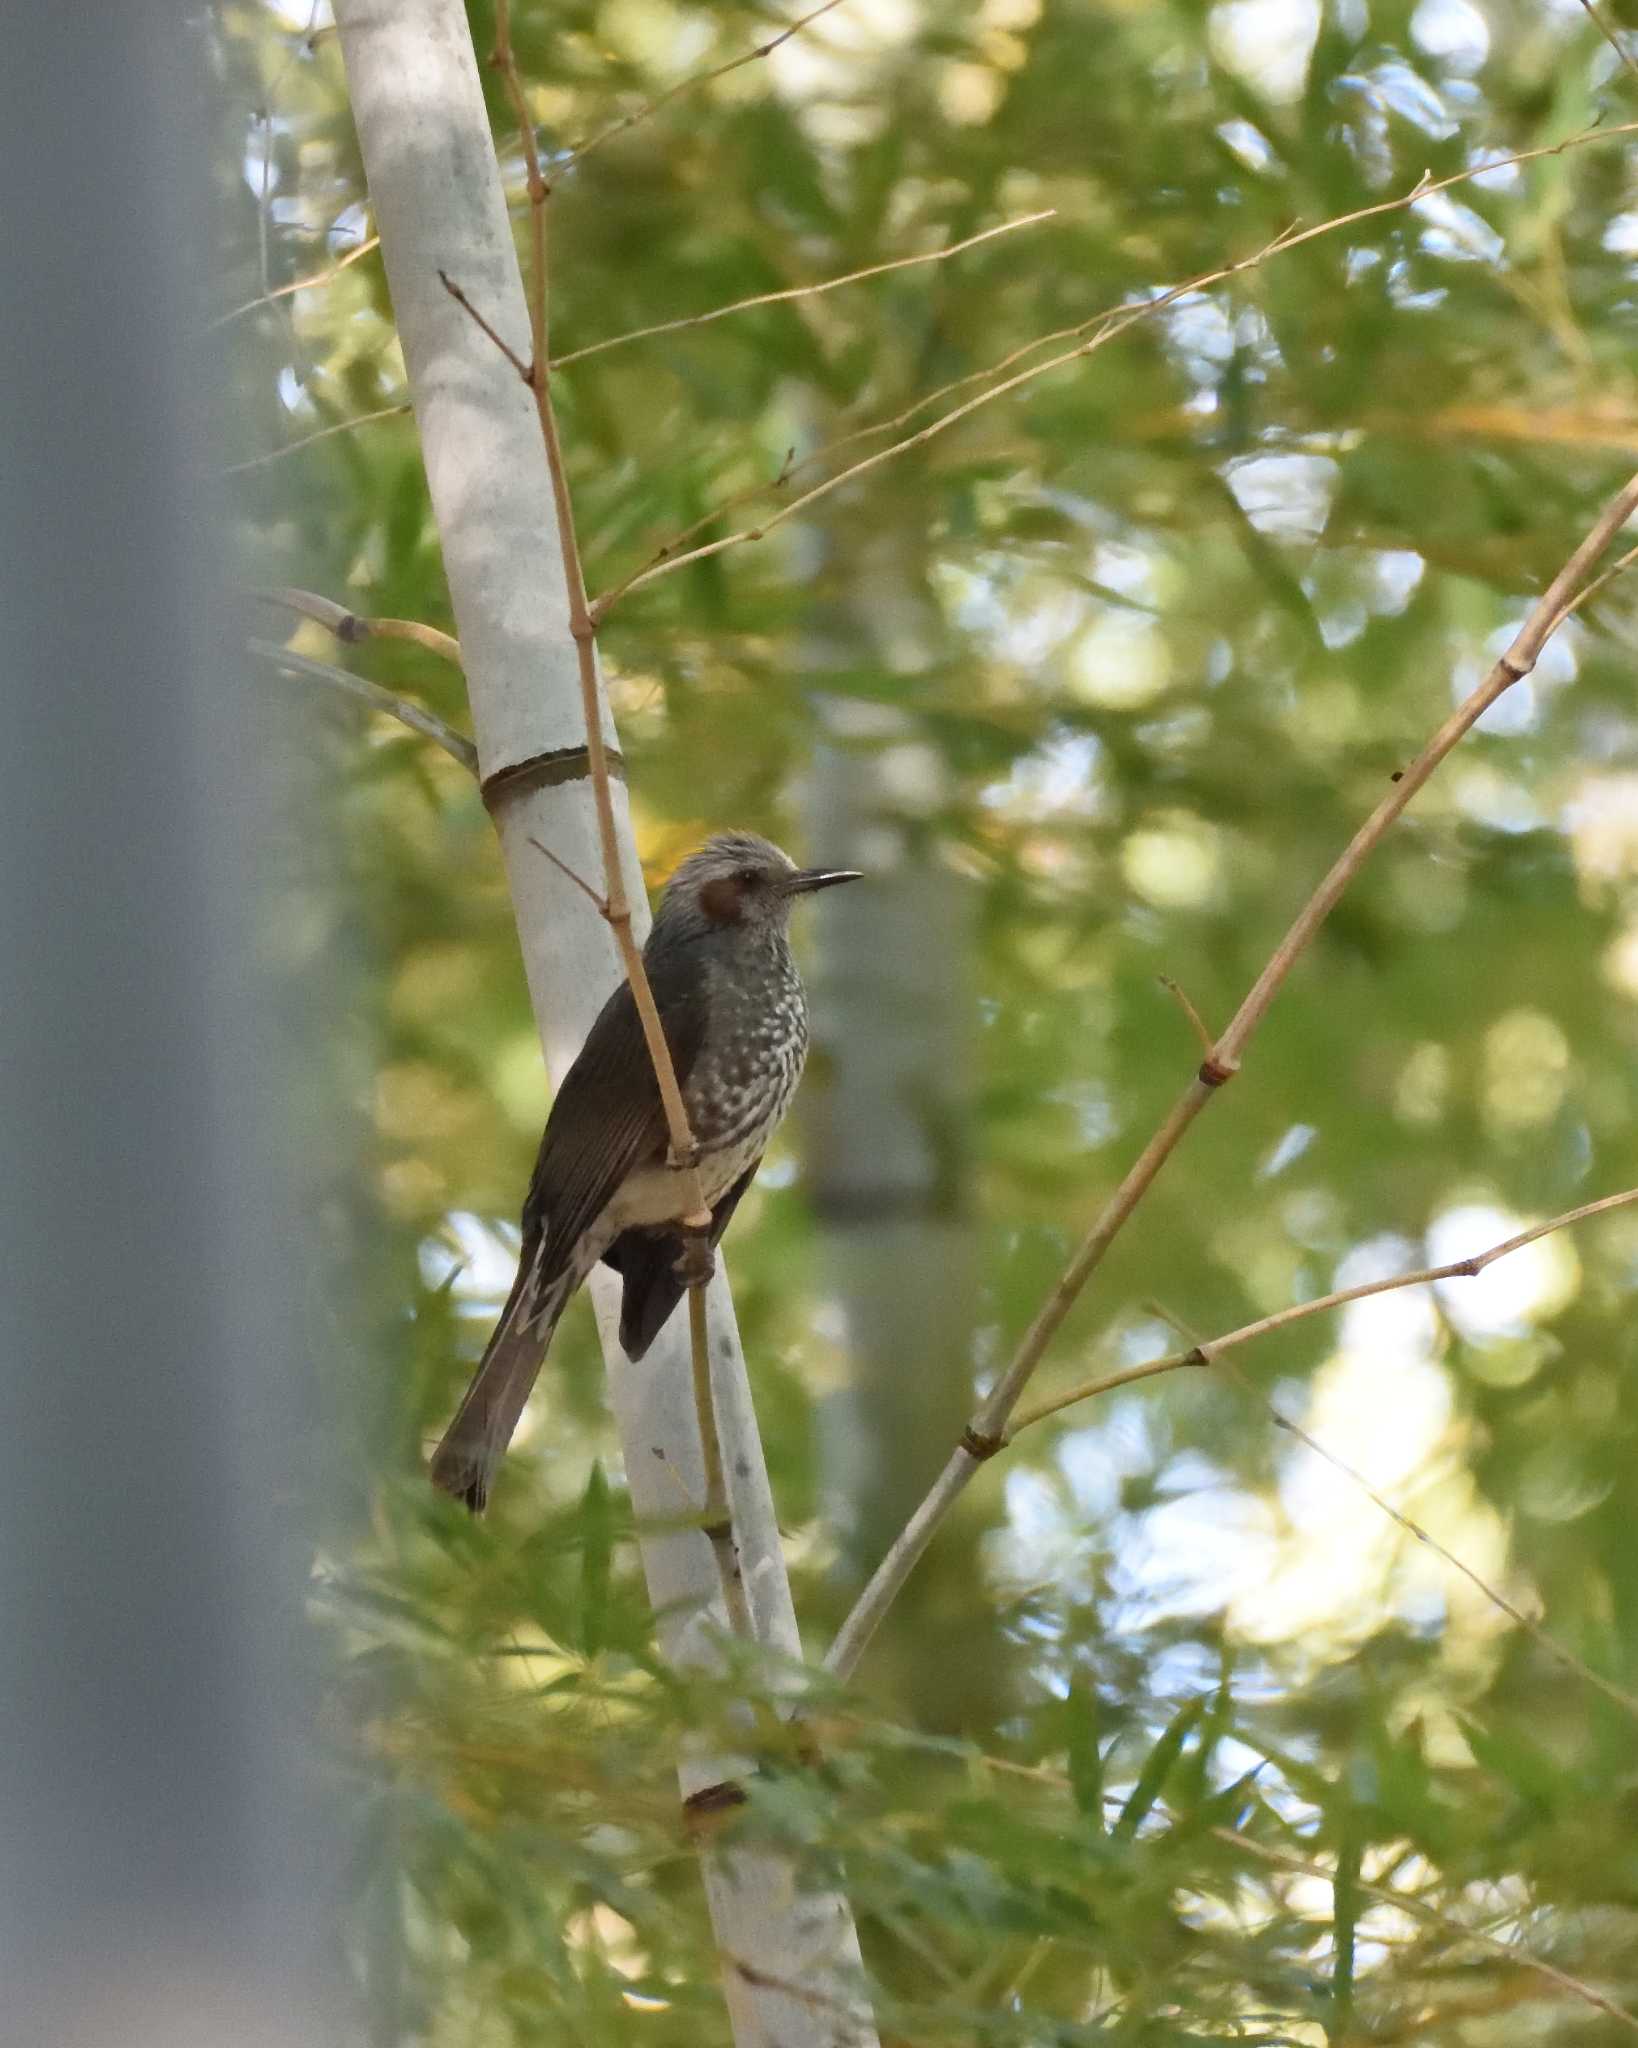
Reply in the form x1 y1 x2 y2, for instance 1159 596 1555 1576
521 946 711 1273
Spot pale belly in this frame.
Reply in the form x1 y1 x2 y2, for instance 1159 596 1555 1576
600 1129 768 1233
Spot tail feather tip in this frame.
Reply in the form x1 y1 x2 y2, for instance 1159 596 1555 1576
430 1447 490 1516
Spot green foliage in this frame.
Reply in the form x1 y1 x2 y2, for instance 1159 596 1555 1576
218 0 1638 2038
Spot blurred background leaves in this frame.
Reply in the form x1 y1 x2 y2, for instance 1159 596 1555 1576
216 0 1638 2038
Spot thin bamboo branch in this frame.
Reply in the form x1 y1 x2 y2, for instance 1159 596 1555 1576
254 585 463 666
1545 532 1638 631
436 269 531 378
827 117 1637 442
562 0 849 173
249 638 479 772
1010 1185 1638 1433
654 448 797 564
822 467 1638 1687
1576 0 1638 91
1220 1355 1638 1722
256 104 274 319
597 448 801 615
491 0 548 370
482 1 711 1222
1156 974 1216 1062
597 292 1169 610
551 211 1054 368
547 388 710 1189
1211 472 1638 1073
526 832 609 914
220 401 411 476
1009 1348 1212 1425
251 94 317 396
209 230 380 329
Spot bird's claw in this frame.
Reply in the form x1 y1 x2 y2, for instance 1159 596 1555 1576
673 1235 715 1289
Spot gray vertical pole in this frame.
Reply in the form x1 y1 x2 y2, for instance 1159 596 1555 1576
0 10 332 2045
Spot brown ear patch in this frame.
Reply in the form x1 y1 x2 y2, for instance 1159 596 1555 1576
699 874 746 924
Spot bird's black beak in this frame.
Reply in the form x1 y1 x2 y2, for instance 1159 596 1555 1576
784 866 863 895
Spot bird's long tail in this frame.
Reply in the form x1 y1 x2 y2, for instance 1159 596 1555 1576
430 1246 578 1514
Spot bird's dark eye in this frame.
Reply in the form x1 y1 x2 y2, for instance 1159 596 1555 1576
736 867 760 888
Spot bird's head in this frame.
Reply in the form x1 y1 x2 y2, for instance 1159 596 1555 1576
657 831 861 938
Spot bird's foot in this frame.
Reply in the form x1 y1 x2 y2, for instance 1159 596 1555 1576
672 1233 716 1289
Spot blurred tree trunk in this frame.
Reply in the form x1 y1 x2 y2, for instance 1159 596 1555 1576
801 474 1005 1730
0 8 336 2042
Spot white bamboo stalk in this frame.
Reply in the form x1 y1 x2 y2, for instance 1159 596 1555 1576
331 5 875 2041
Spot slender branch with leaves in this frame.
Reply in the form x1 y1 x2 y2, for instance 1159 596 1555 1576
824 467 1638 1686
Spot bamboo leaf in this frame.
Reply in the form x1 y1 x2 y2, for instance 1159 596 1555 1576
1330 1825 1361 2038
1067 1684 1105 1829
1113 1697 1207 1843
577 1460 614 1660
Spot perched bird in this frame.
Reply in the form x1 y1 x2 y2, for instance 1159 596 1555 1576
431 831 861 1511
